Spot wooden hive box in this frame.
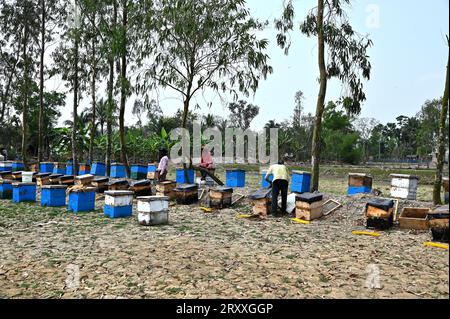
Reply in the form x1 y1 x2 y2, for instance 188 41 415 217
129 179 153 197
156 181 177 199
427 205 449 243
107 179 129 191
0 171 13 180
295 193 324 221
366 198 395 230
348 173 373 195
75 174 94 186
92 177 109 193
399 207 430 230
248 188 272 216
49 174 64 185
174 184 199 205
209 186 234 209
11 171 22 181
59 175 75 186
36 173 52 186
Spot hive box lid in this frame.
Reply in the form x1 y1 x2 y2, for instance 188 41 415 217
107 179 129 186
292 170 312 175
0 171 13 176
60 175 75 180
367 198 394 210
296 192 323 203
105 190 134 196
93 177 109 183
226 169 245 172
175 184 198 191
75 174 94 180
158 180 176 185
428 205 449 218
36 173 52 178
212 186 234 193
41 185 68 189
49 174 63 179
390 174 419 180
137 195 170 202
93 161 105 165
12 182 36 186
69 187 97 193
111 163 125 166
131 164 147 167
130 180 151 187
349 173 372 177
248 188 272 200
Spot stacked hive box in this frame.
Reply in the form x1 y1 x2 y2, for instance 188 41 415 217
147 164 157 180
11 161 25 171
75 174 94 186
0 180 12 199
68 187 96 212
130 164 147 180
104 190 134 218
291 171 312 194
427 205 449 243
110 163 127 178
390 174 419 200
49 174 63 185
174 184 199 205
90 162 106 176
12 182 36 203
59 175 75 186
366 198 395 230
41 185 67 207
11 171 22 181
248 188 272 216
295 193 324 221
36 173 52 186
443 177 449 204
0 171 12 180
348 173 373 195
52 163 66 175
226 169 246 188
40 162 54 174
21 172 34 183
176 168 195 184
92 177 109 193
129 179 152 196
137 196 169 226
399 207 430 230
107 179 129 191
209 187 233 209
156 181 177 200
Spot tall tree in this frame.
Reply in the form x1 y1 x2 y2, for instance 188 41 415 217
433 37 449 205
136 0 272 176
228 100 260 130
276 0 372 191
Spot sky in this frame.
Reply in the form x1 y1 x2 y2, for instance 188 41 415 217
55 0 450 130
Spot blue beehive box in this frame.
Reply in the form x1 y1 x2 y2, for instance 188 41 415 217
12 182 36 203
41 185 67 207
104 190 134 218
91 162 106 176
110 163 127 178
261 170 274 188
148 164 157 173
348 186 372 196
291 171 311 193
52 163 66 175
66 161 74 175
68 188 96 212
0 162 12 172
348 173 373 196
130 164 147 180
40 162 54 174
226 169 246 188
0 180 13 199
176 168 195 184
12 161 25 171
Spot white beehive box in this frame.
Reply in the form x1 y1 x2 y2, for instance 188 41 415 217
137 196 169 212
105 190 134 207
390 174 419 200
22 172 34 183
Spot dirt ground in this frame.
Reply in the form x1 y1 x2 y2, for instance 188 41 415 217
0 174 448 299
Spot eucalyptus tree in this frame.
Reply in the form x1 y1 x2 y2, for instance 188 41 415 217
433 37 449 205
136 0 272 175
276 0 372 191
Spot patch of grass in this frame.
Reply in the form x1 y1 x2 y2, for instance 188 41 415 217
166 287 183 295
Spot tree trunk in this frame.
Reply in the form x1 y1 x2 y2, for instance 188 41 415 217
119 2 129 175
181 97 191 181
433 40 449 205
21 22 29 169
38 0 45 164
72 31 79 176
310 0 327 192
89 14 97 164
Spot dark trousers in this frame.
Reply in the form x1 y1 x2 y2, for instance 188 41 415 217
271 179 288 215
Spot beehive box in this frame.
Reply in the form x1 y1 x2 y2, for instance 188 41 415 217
91 162 106 176
0 171 13 180
174 184 199 205
40 185 67 207
129 179 152 197
35 173 52 186
12 182 36 203
366 198 395 230
291 171 312 193
66 161 74 175
248 188 272 216
209 186 234 209
130 164 147 180
226 169 246 188
52 162 66 175
11 161 25 171
390 174 419 200
156 181 177 199
68 187 96 212
21 171 34 183
107 179 129 191
104 190 134 218
0 180 13 199
176 168 195 184
49 174 63 185
92 177 109 193
147 164 157 180
295 193 324 221
427 205 449 243
110 163 127 178
399 207 430 230
59 175 75 186
11 171 23 181
443 177 449 204
39 162 54 174
137 196 169 226
75 174 94 186
348 173 373 195
79 163 91 175
0 161 12 172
